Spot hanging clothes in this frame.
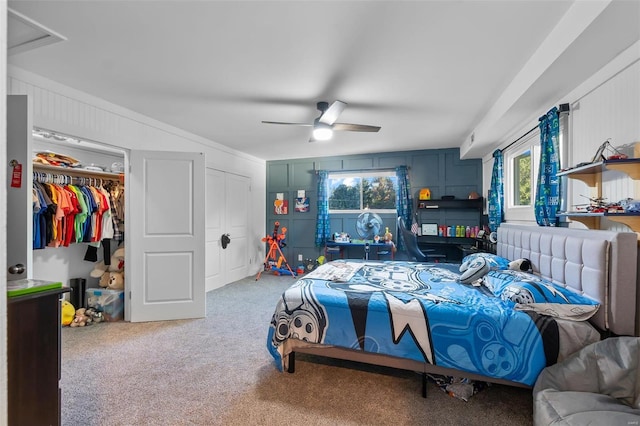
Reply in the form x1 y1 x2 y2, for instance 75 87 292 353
32 174 121 250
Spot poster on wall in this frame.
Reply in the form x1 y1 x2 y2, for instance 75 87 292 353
274 193 288 215
295 197 309 212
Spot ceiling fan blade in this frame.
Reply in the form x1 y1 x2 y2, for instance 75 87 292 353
319 100 347 125
333 123 381 132
262 120 312 127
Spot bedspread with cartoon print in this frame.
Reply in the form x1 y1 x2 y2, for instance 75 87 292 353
266 260 595 386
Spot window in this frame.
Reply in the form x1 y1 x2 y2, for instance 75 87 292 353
502 119 565 222
328 171 397 213
503 132 541 222
513 149 532 206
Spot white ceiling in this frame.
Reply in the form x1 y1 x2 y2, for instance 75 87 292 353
7 1 640 161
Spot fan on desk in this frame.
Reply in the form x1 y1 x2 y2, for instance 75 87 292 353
355 212 383 240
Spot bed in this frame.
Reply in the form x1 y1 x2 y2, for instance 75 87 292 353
267 223 639 392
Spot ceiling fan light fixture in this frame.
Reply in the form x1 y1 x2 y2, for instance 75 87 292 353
313 123 333 141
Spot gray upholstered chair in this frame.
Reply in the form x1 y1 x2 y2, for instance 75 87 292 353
533 336 640 425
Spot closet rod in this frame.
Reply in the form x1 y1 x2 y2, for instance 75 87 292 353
33 172 119 186
33 164 123 183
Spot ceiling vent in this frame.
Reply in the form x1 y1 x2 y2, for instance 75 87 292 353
8 8 66 56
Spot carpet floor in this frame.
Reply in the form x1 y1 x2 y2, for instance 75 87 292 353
61 273 533 425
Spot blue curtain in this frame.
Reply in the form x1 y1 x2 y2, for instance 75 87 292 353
488 149 504 232
315 170 331 247
395 166 412 251
535 106 561 226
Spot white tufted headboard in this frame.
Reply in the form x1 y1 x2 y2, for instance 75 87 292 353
497 223 638 337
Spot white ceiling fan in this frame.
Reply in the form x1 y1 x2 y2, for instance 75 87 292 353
262 100 381 142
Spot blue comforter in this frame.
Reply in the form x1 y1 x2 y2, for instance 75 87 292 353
267 260 560 386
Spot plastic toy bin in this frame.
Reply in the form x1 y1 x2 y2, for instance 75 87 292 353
86 288 124 321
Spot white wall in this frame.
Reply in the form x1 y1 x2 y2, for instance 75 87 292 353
7 65 267 285
568 59 640 232
481 41 640 230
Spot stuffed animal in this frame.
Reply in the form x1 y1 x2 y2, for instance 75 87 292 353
70 307 91 327
61 300 76 326
106 271 124 290
508 258 532 272
85 307 104 323
91 246 125 289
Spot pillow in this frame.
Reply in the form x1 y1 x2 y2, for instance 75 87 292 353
460 252 511 271
458 252 512 284
482 270 600 321
458 256 489 284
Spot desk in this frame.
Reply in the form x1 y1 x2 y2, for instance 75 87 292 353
417 236 477 262
325 241 395 260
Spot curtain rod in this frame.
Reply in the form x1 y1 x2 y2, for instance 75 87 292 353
500 125 538 153
314 166 409 174
500 103 570 153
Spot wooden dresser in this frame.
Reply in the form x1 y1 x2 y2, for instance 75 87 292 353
8 288 69 426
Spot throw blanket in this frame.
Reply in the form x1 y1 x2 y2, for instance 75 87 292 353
267 260 594 386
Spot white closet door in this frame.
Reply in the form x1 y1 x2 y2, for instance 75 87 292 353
205 168 224 291
225 172 250 284
129 150 205 322
6 95 32 281
205 168 249 291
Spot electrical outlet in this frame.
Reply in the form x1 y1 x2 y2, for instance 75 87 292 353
298 254 303 261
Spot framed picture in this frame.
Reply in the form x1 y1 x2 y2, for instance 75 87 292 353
418 202 426 209
294 197 309 212
421 223 438 236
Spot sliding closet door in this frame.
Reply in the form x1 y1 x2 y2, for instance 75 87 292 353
128 150 206 322
205 168 249 291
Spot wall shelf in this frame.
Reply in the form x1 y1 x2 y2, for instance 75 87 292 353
417 197 483 210
416 198 484 261
557 158 640 186
558 158 640 233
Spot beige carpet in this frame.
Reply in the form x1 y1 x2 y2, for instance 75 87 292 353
61 273 533 425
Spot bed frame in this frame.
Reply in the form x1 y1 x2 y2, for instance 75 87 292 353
496 223 638 337
284 223 639 394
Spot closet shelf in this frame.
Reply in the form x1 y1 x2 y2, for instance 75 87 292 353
33 163 123 182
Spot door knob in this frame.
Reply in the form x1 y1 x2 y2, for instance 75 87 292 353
8 263 25 275
221 234 231 249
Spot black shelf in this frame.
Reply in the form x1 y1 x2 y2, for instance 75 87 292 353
417 197 483 210
417 236 475 244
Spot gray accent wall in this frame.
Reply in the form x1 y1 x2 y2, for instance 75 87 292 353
266 148 482 266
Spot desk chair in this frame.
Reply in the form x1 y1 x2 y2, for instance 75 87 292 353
397 217 443 262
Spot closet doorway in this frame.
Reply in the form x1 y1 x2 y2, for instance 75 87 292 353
8 95 207 322
205 168 250 291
